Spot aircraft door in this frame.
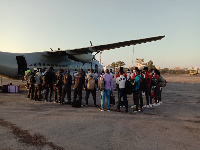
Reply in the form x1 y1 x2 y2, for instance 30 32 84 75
95 64 98 73
16 56 27 78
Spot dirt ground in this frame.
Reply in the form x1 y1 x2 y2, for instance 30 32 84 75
0 74 199 150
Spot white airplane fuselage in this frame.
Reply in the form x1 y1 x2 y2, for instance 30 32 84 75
0 51 103 78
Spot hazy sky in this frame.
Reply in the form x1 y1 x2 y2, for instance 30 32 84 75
1 0 200 69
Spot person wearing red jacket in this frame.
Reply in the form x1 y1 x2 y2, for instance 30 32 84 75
143 67 153 108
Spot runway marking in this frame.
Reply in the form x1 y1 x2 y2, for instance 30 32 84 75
0 118 64 150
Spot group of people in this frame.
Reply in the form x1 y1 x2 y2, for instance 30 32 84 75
115 67 166 113
24 66 166 112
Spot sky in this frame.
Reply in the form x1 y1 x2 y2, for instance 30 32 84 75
1 0 200 69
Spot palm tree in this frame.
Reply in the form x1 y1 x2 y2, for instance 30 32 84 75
116 61 125 67
110 62 118 72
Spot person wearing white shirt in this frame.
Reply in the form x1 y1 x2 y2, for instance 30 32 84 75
126 69 131 80
116 71 128 112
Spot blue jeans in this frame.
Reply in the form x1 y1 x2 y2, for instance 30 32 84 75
101 89 111 109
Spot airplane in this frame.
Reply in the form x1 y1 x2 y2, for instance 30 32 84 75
0 35 165 79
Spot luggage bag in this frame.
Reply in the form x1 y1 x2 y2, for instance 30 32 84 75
1 85 8 93
8 86 20 93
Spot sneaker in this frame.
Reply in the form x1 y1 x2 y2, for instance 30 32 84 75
99 108 104 111
146 105 150 108
153 103 157 106
125 109 128 113
133 110 138 113
131 105 136 109
107 109 110 111
123 106 125 108
85 105 89 107
149 104 153 107
117 109 120 112
143 105 147 108
160 102 162 104
138 108 143 112
157 103 160 106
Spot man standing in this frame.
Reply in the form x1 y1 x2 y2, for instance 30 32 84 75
143 67 153 108
44 67 55 102
73 70 85 106
153 69 160 105
34 68 42 101
116 70 128 112
27 68 37 100
85 69 96 107
126 69 131 80
110 69 114 78
54 69 64 104
73 69 78 84
133 69 142 112
100 69 113 111
62 70 72 104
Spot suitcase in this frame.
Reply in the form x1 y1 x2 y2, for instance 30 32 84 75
110 94 115 105
8 86 20 93
1 85 8 93
72 100 81 108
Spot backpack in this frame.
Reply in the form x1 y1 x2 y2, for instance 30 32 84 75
125 80 134 95
151 77 158 86
158 76 166 87
87 75 95 90
140 77 149 91
74 73 83 88
98 79 105 91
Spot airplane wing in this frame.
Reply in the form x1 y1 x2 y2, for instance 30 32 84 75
47 35 165 55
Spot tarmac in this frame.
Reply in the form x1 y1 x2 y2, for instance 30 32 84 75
0 75 200 150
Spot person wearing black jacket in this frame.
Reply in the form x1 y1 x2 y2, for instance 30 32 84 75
62 70 72 104
44 67 55 102
73 69 85 105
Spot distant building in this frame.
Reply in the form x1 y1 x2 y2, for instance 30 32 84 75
135 58 156 70
174 67 181 70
